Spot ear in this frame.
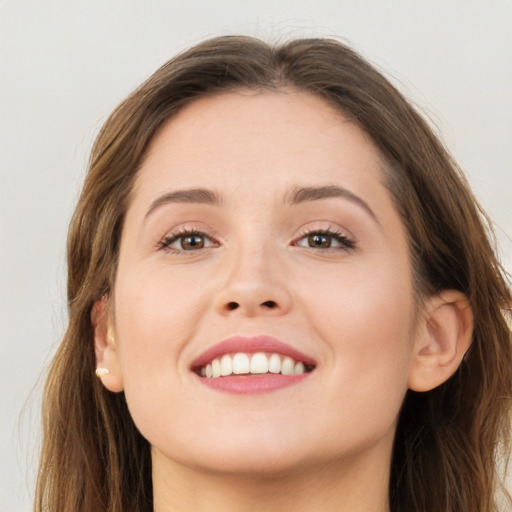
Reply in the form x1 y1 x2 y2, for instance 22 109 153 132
408 290 473 392
91 297 124 392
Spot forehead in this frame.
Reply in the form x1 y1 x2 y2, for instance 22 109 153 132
132 90 387 207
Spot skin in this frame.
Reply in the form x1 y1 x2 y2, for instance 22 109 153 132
94 90 473 511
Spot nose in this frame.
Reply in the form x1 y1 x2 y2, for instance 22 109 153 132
214 244 292 317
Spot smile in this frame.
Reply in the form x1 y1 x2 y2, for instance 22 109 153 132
191 335 317 394
196 352 315 378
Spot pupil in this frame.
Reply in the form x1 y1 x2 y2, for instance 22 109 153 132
309 234 331 248
182 235 204 249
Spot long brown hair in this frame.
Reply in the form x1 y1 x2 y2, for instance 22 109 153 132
35 36 512 512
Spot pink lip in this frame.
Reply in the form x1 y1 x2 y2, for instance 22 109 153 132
194 373 310 394
191 335 317 369
191 335 316 395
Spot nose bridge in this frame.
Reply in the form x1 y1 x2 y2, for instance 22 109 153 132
215 232 291 316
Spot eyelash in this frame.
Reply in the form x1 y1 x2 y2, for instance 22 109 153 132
157 226 356 253
157 227 217 253
293 226 356 251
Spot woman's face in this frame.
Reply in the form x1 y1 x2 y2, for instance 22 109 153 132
109 90 420 476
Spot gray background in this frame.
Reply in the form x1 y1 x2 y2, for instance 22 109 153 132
1 1 511 510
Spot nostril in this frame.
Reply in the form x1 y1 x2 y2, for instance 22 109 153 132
224 300 278 312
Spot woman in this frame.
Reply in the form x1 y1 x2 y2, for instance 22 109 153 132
35 36 512 512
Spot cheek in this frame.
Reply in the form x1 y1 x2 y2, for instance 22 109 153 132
112 263 210 382
299 255 414 340
296 259 415 408
111 266 209 440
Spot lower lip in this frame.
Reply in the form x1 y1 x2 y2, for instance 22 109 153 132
194 373 311 394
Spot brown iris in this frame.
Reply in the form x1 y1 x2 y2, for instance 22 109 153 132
181 234 205 250
308 234 332 248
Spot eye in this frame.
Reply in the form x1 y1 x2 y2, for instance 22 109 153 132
158 229 217 252
294 229 355 250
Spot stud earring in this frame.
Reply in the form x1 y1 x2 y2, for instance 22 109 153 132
95 368 110 378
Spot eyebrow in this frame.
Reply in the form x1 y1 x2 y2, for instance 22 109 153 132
144 188 221 221
287 185 379 224
144 184 379 225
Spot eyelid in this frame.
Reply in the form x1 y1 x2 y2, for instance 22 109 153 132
292 224 356 250
155 222 356 253
157 225 219 252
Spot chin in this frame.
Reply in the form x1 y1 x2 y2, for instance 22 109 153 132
153 427 320 477
187 448 314 478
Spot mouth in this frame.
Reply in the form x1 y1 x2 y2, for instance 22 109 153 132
191 336 316 394
193 352 316 378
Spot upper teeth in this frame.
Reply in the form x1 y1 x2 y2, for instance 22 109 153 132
199 352 309 378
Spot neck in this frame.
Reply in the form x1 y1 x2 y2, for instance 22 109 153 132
152 448 391 512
